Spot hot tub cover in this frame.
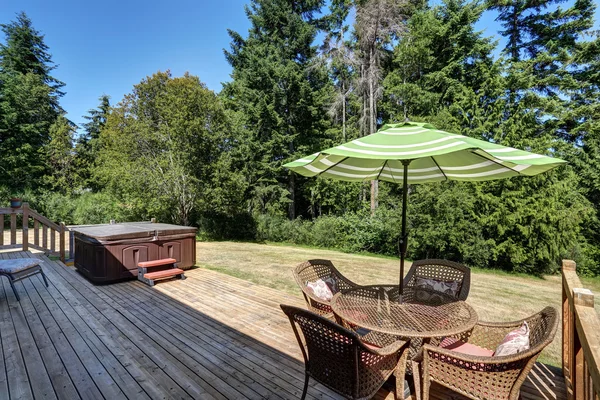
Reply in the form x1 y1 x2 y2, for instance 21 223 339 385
70 222 197 241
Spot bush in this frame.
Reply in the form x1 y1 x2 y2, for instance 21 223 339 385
198 211 257 241
254 208 403 256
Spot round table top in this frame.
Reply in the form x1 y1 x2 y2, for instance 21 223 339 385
331 285 478 338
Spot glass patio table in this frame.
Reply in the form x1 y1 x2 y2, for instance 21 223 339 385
331 285 478 339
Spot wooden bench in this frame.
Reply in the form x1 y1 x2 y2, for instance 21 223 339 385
137 258 186 286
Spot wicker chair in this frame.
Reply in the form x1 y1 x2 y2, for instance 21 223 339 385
419 306 559 400
404 259 471 301
293 260 360 318
281 304 410 400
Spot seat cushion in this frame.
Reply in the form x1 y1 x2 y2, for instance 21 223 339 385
0 258 41 274
440 337 494 357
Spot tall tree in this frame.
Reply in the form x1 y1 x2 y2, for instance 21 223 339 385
477 0 597 272
46 115 78 194
354 0 421 212
222 0 332 219
76 94 110 190
321 0 356 142
0 12 63 191
96 71 232 226
383 0 500 132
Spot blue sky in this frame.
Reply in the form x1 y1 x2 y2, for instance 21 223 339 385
1 0 597 132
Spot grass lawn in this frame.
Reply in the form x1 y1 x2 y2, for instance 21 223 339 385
196 241 600 367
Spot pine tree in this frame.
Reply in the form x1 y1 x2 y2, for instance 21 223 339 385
46 115 78 194
478 0 597 273
383 0 500 133
0 12 63 191
75 95 110 190
223 0 332 219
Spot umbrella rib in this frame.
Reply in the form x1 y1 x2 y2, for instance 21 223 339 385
376 160 388 181
315 155 350 177
469 149 523 174
430 156 448 181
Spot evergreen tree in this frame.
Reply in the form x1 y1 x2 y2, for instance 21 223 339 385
46 115 78 194
223 0 332 219
478 0 597 273
75 95 110 190
383 0 500 134
0 12 63 191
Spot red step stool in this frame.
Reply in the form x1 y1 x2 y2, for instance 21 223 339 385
138 258 186 286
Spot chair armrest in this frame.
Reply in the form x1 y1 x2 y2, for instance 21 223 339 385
421 343 537 400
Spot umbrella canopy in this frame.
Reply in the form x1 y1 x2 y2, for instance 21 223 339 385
284 122 566 295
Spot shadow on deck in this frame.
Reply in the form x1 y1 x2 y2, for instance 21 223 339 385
0 251 566 400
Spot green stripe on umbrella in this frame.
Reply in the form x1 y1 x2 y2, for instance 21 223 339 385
284 122 566 296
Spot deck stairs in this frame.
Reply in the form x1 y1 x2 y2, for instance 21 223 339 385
137 258 186 286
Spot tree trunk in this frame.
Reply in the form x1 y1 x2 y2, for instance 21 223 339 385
369 46 378 216
288 173 296 220
342 81 346 141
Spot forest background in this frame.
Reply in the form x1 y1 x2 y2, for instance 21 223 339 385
1 0 600 276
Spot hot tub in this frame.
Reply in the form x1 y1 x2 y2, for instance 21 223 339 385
71 222 197 283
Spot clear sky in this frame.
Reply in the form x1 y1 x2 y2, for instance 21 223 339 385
0 0 597 132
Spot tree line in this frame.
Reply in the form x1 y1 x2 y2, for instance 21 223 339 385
1 0 599 276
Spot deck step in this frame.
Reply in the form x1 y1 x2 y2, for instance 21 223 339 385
138 258 185 286
138 258 177 268
143 268 185 280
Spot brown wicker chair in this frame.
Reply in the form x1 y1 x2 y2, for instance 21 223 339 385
404 259 471 301
293 260 360 318
281 304 410 400
419 306 559 400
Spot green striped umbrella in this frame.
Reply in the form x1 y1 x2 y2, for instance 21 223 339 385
284 122 566 293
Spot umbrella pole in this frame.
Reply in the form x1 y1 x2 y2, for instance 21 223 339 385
399 160 410 297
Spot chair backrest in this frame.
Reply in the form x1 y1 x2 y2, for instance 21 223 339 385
521 306 559 356
293 259 358 291
292 260 359 315
404 259 471 301
280 304 400 399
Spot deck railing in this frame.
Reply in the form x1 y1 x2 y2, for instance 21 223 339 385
0 203 66 262
562 259 600 399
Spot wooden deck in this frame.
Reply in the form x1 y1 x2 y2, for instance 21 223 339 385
0 251 567 400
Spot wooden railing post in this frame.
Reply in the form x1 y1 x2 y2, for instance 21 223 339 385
69 229 74 260
573 287 594 400
562 258 600 400
10 212 16 245
22 203 28 252
34 219 39 246
59 222 65 262
564 260 577 400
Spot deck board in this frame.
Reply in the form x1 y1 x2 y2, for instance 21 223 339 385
0 251 566 400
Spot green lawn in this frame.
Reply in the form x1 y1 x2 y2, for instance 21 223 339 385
196 240 600 367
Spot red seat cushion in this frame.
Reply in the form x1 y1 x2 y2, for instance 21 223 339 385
439 337 494 357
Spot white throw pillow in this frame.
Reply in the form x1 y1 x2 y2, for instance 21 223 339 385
306 279 334 301
494 321 530 357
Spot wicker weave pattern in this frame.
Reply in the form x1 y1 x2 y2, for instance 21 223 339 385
293 260 361 317
281 304 409 400
404 259 471 301
331 285 478 338
421 306 559 400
